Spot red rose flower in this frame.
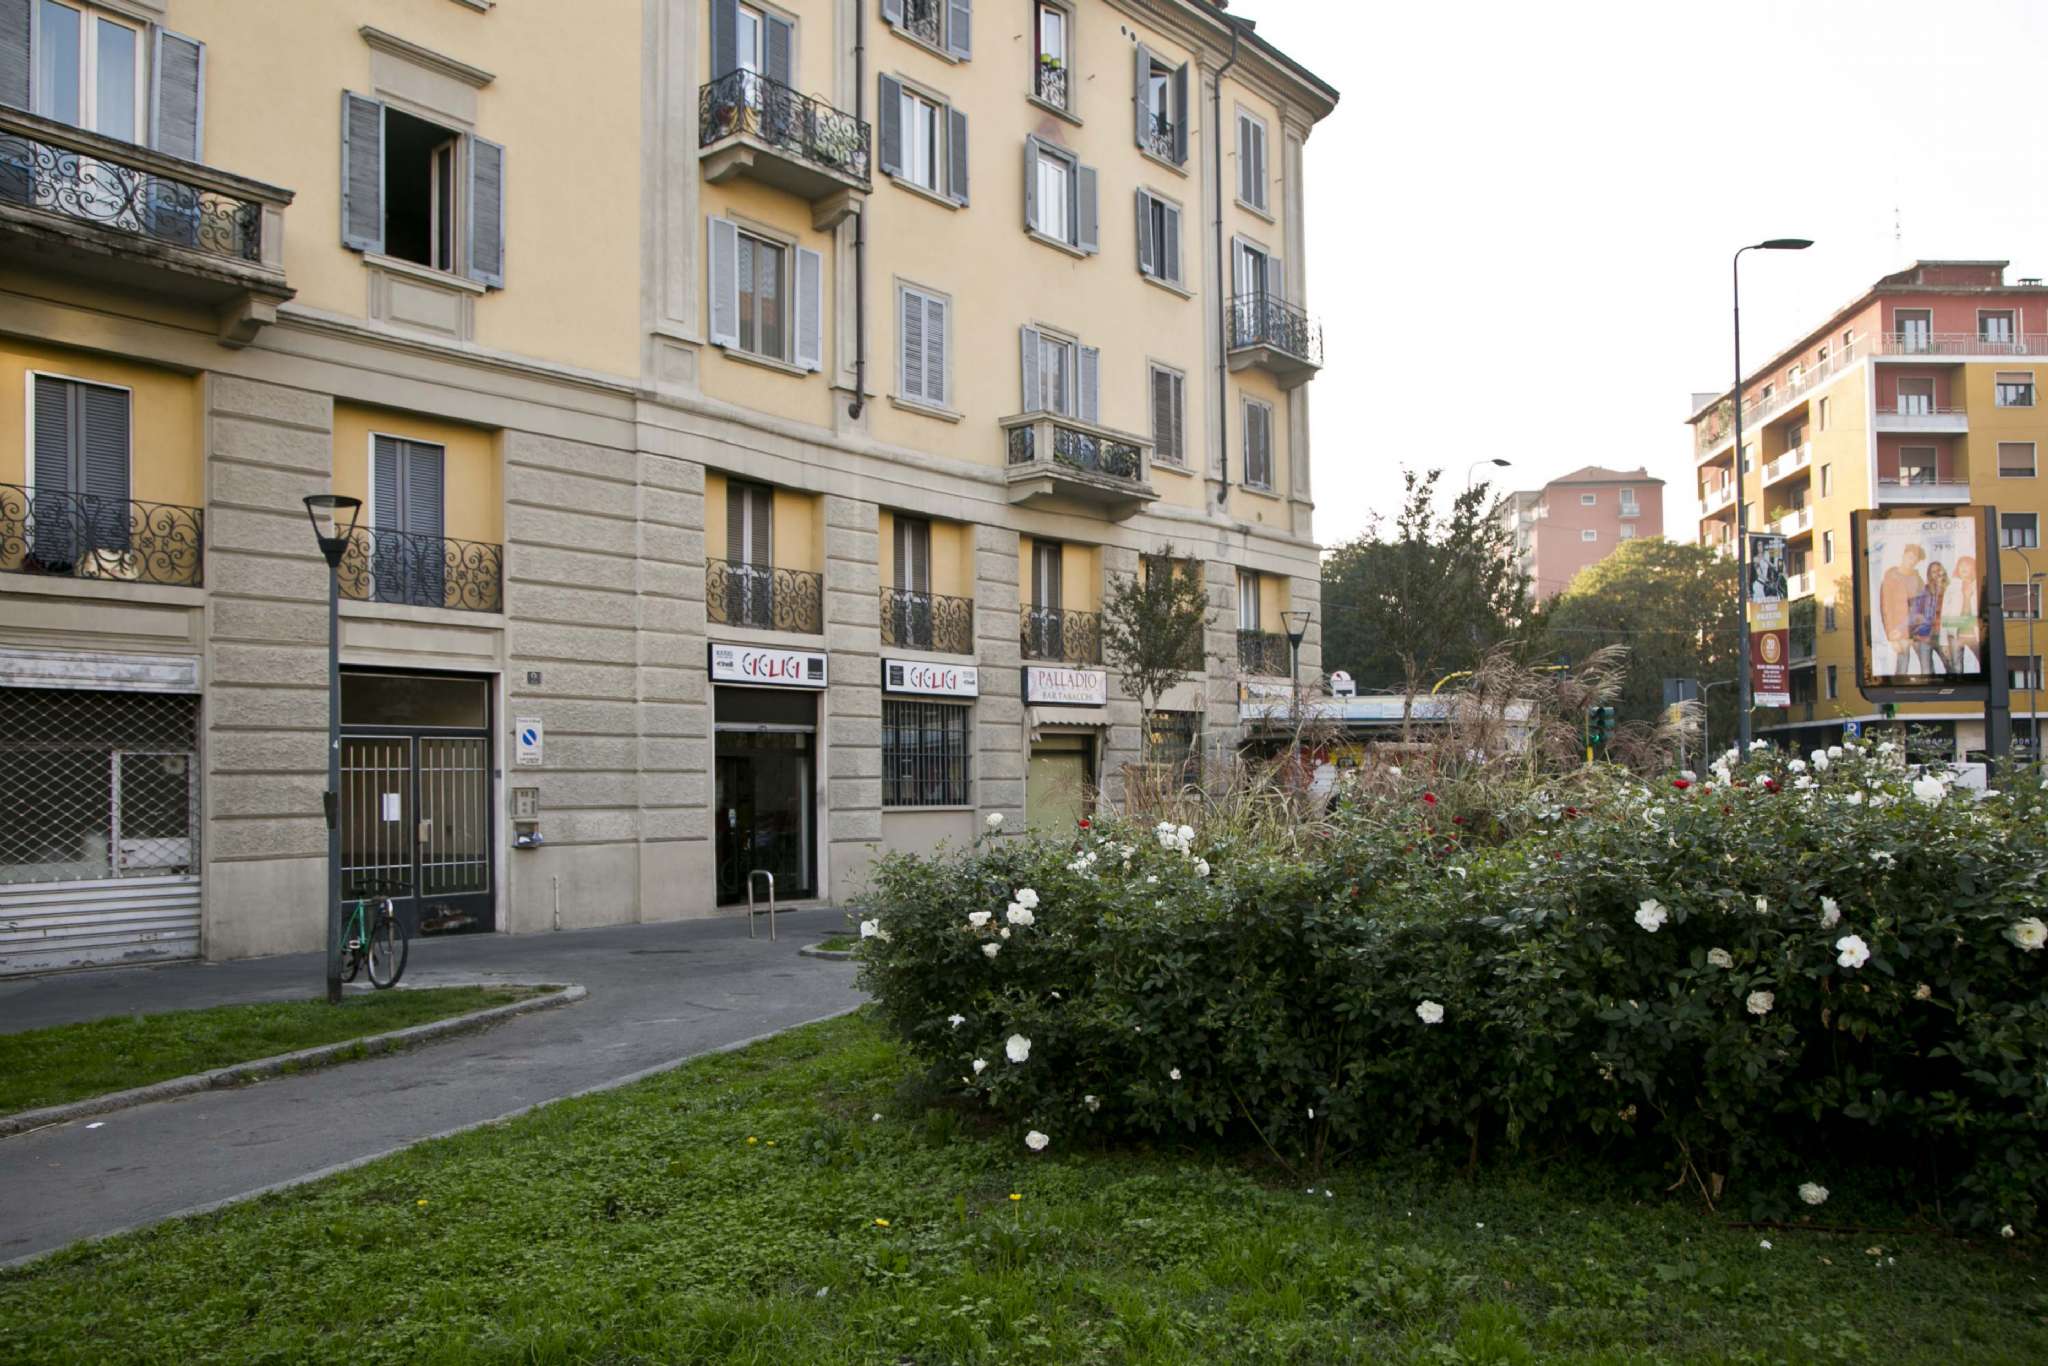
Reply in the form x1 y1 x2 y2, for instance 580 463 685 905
1672 778 1691 790
1078 817 1091 829
1760 777 1778 793
1422 792 1438 806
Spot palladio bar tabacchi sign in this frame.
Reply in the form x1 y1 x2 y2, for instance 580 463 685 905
1022 664 1108 706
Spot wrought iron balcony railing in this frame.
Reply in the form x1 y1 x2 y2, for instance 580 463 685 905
338 527 503 613
1020 605 1102 665
706 558 824 634
698 69 871 187
1142 112 1179 163
0 483 204 587
0 118 261 261
901 0 944 46
1006 420 1145 482
1237 629 1292 677
1228 293 1324 368
881 587 974 654
1035 61 1070 108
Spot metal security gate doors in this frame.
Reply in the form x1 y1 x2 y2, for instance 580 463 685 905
340 673 493 936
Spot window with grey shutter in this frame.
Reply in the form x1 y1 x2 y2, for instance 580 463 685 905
921 295 946 404
370 436 447 606
1151 366 1183 465
1033 542 1062 609
1238 112 1268 210
794 245 822 371
340 92 385 253
1244 400 1273 489
1078 344 1100 424
30 376 131 562
150 29 205 162
947 0 972 59
880 0 904 25
763 12 792 87
1137 192 1180 284
0 0 28 111
725 480 775 627
1135 190 1154 277
468 136 505 288
900 285 947 407
709 216 740 347
947 106 968 204
876 75 903 178
1171 65 1187 163
1019 324 1041 414
711 0 739 77
896 516 931 594
1075 162 1097 254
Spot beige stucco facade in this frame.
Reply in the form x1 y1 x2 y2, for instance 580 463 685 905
0 0 1334 972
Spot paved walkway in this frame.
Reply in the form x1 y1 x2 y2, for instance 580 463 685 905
0 910 862 1263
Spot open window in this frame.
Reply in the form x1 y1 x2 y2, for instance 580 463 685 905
878 74 968 204
1133 44 1187 165
341 93 505 287
1023 135 1096 252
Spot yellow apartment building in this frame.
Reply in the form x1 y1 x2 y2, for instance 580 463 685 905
0 0 1336 972
1689 260 2048 761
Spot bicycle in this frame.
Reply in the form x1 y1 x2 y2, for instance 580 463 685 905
340 878 411 989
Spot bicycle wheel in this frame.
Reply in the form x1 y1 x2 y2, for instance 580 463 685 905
340 910 362 983
366 902 409 988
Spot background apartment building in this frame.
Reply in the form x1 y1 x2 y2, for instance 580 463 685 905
0 0 1335 974
1501 465 1663 599
1688 260 2048 759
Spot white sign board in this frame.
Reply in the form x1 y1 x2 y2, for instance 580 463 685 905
884 659 979 697
514 716 544 767
709 642 829 689
1328 670 1356 698
1023 665 1108 706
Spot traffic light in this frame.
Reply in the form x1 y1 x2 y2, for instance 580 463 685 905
1586 705 1617 747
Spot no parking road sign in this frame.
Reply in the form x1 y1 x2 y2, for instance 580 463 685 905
515 717 544 767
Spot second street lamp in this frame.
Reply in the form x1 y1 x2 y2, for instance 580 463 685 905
1281 609 1311 720
304 494 363 1005
1467 457 1511 489
1731 237 1813 760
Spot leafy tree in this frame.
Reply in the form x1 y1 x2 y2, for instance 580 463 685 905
1100 546 1213 759
1320 469 1530 729
1533 537 1740 754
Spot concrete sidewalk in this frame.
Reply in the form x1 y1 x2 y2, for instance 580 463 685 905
0 910 863 1263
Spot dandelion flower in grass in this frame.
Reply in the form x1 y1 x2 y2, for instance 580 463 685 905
416 1199 429 1207
1707 948 1734 970
2009 917 2048 952
1416 1000 1445 1025
983 943 1001 960
746 1136 758 1145
1799 1182 1829 1207
1634 899 1669 933
1025 1130 1050 1152
1010 1193 1023 1202
948 1013 966 1029
874 1218 890 1227
968 910 992 929
1169 1068 1182 1082
1005 1034 1032 1064
986 811 1004 829
1836 934 1871 969
1746 990 1775 1017
972 1058 988 1075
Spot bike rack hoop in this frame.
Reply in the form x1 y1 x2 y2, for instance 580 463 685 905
745 869 776 940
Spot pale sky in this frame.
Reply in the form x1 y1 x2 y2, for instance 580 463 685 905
1231 0 2048 548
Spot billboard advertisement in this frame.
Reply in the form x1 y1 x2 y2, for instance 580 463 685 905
1747 533 1790 708
1852 508 1997 699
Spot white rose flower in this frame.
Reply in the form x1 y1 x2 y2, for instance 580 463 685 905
860 918 881 938
948 1013 966 1029
1680 770 1697 782
1760 1239 1773 1250
1788 758 1807 774
982 942 1001 959
1746 990 1775 1016
986 812 1005 829
1810 750 1830 772
1755 896 1770 915
1828 745 1843 758
999 927 1011 940
1195 859 1211 878
972 1058 988 1074
968 910 992 929
1635 899 1669 933
1820 897 1841 929
1005 1034 1032 1063
1025 1130 1049 1152
1845 791 1865 807
1416 1000 1445 1025
1145 876 1157 885
1912 774 1946 806
1168 1068 1182 1081
2001 1224 2016 1239
2008 917 2047 952
1707 948 1734 969
1015 888 1039 910
1799 1181 1829 1207
1083 1094 1100 1112
1177 824 1195 846
1912 983 1932 1001
1836 934 1871 969
1006 904 1035 927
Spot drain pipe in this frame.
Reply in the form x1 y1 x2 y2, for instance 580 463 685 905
1212 16 1244 509
847 14 868 420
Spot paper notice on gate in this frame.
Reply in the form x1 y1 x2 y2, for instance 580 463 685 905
381 792 402 822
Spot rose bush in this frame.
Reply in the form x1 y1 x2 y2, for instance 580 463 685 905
855 745 2048 1231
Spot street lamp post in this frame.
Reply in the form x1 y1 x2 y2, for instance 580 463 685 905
1466 457 1511 489
1281 609 1312 718
303 495 363 1005
1731 238 1813 759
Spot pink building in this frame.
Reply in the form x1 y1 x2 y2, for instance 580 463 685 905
1503 466 1665 599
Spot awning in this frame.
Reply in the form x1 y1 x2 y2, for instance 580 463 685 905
1028 705 1110 740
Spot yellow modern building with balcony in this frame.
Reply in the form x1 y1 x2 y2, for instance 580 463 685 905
0 0 1335 973
1689 260 2048 761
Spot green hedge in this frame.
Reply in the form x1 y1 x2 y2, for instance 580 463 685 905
856 744 2048 1232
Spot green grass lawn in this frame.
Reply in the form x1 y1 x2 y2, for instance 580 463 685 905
1 1010 2041 1364
0 986 545 1118
812 934 858 953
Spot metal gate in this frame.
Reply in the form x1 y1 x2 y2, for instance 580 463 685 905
340 673 493 934
0 687 201 975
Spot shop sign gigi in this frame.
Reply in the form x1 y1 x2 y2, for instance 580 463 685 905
709 643 829 688
884 659 979 697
